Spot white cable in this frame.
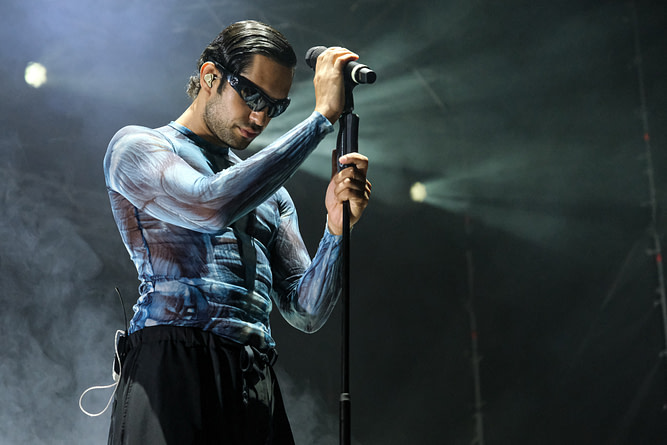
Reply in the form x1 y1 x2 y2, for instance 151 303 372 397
78 330 125 417
78 382 118 417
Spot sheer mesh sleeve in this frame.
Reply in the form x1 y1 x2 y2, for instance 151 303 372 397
104 112 333 233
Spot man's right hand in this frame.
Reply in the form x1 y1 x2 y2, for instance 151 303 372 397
313 47 359 124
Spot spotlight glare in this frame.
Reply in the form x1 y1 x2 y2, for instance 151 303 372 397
25 62 48 88
410 182 427 202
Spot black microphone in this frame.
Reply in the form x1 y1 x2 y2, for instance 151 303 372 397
305 46 377 84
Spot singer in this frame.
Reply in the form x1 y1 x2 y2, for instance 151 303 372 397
103 20 371 445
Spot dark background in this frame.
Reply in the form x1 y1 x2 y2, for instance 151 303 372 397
1 1 667 443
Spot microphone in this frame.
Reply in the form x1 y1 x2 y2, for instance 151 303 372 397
305 46 377 84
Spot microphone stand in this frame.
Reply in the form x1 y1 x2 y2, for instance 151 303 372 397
337 80 358 445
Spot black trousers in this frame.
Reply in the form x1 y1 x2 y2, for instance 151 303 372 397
108 326 295 445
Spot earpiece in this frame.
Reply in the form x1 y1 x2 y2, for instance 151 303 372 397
204 73 215 88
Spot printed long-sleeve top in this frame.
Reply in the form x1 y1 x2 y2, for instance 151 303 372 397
103 111 342 350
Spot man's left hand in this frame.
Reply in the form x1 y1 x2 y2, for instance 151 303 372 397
325 151 372 236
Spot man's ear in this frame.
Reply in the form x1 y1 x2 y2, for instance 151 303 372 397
200 62 217 91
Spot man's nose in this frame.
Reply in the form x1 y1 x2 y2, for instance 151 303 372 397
249 109 270 127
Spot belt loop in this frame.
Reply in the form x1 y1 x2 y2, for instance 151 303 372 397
266 348 278 367
240 345 255 372
240 345 278 372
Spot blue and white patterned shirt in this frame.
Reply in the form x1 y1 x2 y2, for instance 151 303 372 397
103 111 342 349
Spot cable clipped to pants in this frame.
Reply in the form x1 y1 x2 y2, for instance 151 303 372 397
78 329 127 417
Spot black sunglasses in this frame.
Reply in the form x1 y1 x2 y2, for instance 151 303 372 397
210 62 291 118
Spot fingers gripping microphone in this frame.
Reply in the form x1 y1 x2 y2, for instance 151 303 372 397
305 46 377 84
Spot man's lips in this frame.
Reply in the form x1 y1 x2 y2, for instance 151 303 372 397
239 127 260 140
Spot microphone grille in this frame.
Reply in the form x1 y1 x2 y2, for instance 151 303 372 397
305 46 327 69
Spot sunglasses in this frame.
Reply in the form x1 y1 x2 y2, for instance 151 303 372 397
211 62 291 118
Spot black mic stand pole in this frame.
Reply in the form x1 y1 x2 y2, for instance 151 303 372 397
337 79 358 445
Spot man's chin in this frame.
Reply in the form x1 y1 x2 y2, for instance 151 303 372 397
229 139 251 151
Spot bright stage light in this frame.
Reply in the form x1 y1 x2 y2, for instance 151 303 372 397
410 182 427 202
25 62 47 88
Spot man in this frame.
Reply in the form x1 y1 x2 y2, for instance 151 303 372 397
103 20 371 445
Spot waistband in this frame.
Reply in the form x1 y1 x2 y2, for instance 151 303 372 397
125 325 278 368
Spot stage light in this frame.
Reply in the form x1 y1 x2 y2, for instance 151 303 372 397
25 62 47 88
410 182 427 202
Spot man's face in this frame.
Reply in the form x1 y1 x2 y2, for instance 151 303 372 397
203 54 293 150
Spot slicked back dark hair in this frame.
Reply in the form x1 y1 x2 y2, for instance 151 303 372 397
186 20 297 99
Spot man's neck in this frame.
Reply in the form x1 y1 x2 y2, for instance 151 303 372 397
175 103 204 137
